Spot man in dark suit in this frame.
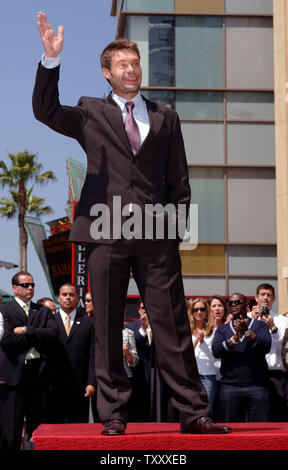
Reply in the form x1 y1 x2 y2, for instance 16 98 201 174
33 12 231 435
47 283 96 423
0 271 58 450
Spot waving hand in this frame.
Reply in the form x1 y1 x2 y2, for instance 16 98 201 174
37 11 64 58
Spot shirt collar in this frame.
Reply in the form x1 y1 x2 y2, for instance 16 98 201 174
59 308 77 322
112 90 143 112
15 297 31 309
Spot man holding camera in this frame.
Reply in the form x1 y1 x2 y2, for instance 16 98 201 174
251 283 288 421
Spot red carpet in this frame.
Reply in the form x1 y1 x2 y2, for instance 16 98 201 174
32 422 288 450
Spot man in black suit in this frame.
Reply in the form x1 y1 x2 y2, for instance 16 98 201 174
33 12 231 435
47 283 96 423
0 271 58 450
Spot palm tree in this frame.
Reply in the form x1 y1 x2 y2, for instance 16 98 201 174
0 151 56 271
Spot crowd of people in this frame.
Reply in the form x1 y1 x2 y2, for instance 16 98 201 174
190 286 288 423
0 273 288 449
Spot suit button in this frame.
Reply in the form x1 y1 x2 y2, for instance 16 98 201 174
130 182 135 188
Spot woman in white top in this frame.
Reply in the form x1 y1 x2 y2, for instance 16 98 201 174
188 298 217 411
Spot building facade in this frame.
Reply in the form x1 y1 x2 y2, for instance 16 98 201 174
273 0 288 314
111 0 279 305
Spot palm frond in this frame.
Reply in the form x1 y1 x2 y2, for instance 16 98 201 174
35 171 57 184
0 197 16 218
27 194 53 216
0 150 56 221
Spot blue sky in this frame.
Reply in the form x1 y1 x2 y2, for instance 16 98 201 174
0 1 117 299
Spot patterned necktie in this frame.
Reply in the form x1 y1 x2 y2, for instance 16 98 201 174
125 101 140 155
64 314 71 336
23 303 29 316
23 303 39 359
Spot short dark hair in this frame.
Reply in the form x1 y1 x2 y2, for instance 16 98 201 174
100 38 140 70
11 271 33 286
58 283 77 296
256 283 275 296
37 297 54 305
230 292 247 304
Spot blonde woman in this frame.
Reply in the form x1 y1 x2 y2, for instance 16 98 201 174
84 292 94 317
188 298 217 410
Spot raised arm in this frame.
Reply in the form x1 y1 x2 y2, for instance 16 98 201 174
37 11 64 58
33 12 87 140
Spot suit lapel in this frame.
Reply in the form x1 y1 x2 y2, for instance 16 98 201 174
68 310 83 340
103 93 165 158
103 94 132 154
13 299 29 323
28 301 39 323
138 96 165 157
55 312 67 341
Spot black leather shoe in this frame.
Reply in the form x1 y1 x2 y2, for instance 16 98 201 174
181 416 232 434
101 419 126 436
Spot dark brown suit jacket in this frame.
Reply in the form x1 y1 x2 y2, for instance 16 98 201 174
32 63 191 244
32 64 212 428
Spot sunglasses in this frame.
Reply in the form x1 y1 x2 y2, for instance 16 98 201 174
14 282 35 288
227 300 243 307
85 298 92 303
192 307 207 313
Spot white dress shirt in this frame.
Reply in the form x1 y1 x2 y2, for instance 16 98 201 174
15 296 31 311
248 310 288 370
59 308 77 328
266 311 288 370
111 91 150 145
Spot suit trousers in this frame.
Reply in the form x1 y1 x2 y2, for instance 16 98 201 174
0 359 47 450
87 238 209 428
47 388 90 424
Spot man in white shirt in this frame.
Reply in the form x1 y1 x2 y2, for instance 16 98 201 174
251 283 288 421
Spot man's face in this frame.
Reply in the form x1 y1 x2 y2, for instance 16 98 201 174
102 49 142 99
255 288 275 310
43 299 57 314
12 274 34 303
228 293 247 320
58 285 78 313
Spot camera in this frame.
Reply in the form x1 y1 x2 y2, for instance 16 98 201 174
260 306 270 317
232 313 242 320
